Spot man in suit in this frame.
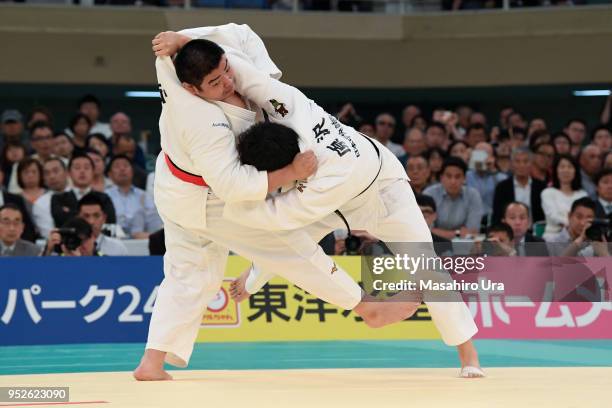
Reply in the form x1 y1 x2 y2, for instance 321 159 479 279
0 203 41 256
502 201 548 256
492 147 546 224
50 153 116 228
0 166 37 241
594 168 612 219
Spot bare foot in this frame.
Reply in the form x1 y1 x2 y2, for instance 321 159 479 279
133 349 173 381
354 295 420 328
457 340 485 378
229 267 251 303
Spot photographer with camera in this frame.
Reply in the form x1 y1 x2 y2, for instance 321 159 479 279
43 216 99 256
472 223 517 257
548 197 610 257
78 193 128 256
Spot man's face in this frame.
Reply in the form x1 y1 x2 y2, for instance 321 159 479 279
466 128 486 147
374 114 395 142
109 159 134 187
0 208 24 246
593 128 612 152
425 126 446 148
597 174 612 202
31 127 54 158
43 160 68 192
508 113 526 129
53 135 74 158
511 152 531 178
80 102 99 123
404 129 427 156
419 205 436 229
502 204 530 241
115 138 136 159
534 144 554 170
565 121 586 145
469 112 487 126
402 105 420 127
110 113 131 136
69 158 94 188
568 206 595 238
580 145 602 176
440 165 465 197
1 121 24 140
406 157 430 188
79 204 106 238
183 55 235 102
6 146 24 163
528 118 546 136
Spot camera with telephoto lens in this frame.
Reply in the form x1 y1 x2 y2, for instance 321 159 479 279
56 227 82 251
585 219 612 242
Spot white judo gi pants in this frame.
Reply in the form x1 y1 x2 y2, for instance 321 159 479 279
246 178 478 347
147 195 364 368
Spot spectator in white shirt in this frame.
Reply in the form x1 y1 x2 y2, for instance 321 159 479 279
374 113 404 157
541 154 588 240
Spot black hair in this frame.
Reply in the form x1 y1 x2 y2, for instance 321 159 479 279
106 154 133 174
595 167 612 186
78 193 105 214
591 125 611 140
69 113 92 133
440 156 468 176
415 194 436 212
551 154 582 191
68 153 95 171
27 106 54 127
565 118 587 129
570 197 596 214
78 94 101 109
87 133 111 155
174 39 225 88
0 203 23 218
487 223 514 241
237 122 301 171
427 121 446 133
425 146 447 161
466 123 486 135
43 157 66 170
29 120 53 136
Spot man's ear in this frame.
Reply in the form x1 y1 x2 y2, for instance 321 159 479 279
181 83 198 96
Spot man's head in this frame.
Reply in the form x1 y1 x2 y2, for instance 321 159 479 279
237 123 300 171
456 105 473 128
507 112 526 129
440 157 467 197
568 197 596 238
465 124 487 147
68 153 95 189
487 223 514 244
52 132 74 159
579 144 603 177
406 155 430 190
528 118 547 137
114 134 136 160
403 128 427 156
596 168 612 202
509 127 527 148
564 119 587 146
374 113 396 143
511 147 532 179
175 39 234 102
0 204 24 246
469 111 487 127
425 122 447 149
415 194 437 229
502 202 530 242
27 106 53 129
61 217 95 256
78 193 107 238
78 94 102 124
107 155 134 188
592 126 612 152
69 113 92 138
110 112 131 137
1 109 24 141
532 142 555 171
30 121 54 159
43 158 68 192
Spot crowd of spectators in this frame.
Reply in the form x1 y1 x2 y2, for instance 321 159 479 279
0 94 161 257
1 92 611 258
329 96 612 257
